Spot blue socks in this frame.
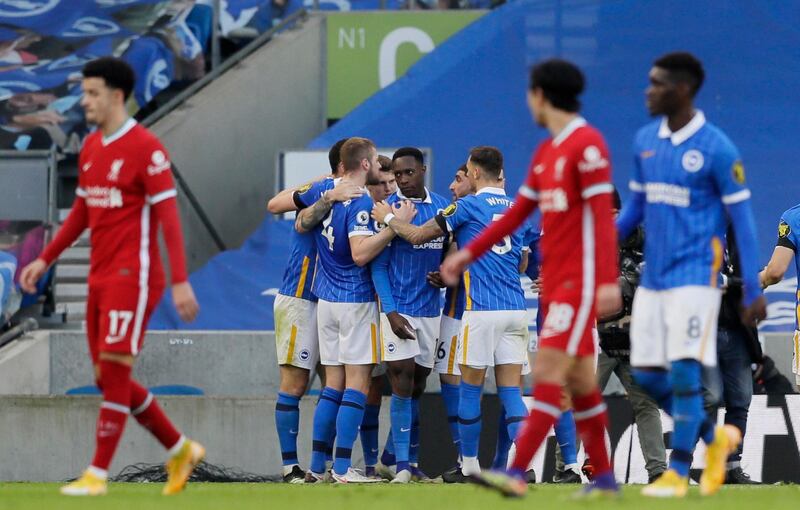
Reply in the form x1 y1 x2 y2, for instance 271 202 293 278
492 406 511 469
311 387 342 474
275 392 301 467
668 360 704 477
410 398 420 465
333 389 367 475
390 395 412 473
497 385 528 444
554 410 578 466
458 381 483 458
360 403 381 468
440 382 461 451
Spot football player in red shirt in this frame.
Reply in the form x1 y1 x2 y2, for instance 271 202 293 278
441 59 621 498
20 57 204 496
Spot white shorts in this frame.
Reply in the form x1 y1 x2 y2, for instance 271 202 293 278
274 294 319 370
630 286 721 369
317 299 380 366
380 313 439 368
434 315 462 376
458 310 529 368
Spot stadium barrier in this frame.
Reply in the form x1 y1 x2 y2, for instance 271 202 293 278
2 393 798 483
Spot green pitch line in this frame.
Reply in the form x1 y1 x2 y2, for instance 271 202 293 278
0 483 794 510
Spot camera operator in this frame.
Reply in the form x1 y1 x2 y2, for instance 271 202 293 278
596 190 667 483
703 228 761 484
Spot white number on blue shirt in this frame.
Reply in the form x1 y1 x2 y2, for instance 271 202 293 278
491 214 512 255
322 211 335 251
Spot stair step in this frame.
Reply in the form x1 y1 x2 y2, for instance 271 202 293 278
55 264 89 279
56 302 86 318
55 283 88 299
60 246 90 263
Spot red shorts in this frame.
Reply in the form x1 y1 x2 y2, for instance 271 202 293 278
86 284 164 363
538 292 596 357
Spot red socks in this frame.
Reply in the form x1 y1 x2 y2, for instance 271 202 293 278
130 381 183 451
573 390 611 476
91 361 132 473
510 382 562 473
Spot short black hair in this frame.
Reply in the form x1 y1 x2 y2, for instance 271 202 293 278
82 57 135 101
392 146 424 165
468 146 503 179
457 164 468 175
653 52 705 96
328 138 349 172
612 187 621 210
529 59 584 112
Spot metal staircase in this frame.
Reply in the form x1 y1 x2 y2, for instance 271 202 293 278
52 209 89 324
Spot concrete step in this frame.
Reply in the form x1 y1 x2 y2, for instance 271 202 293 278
60 246 90 263
54 283 88 299
55 264 89 280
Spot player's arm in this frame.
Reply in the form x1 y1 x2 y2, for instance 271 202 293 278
440 171 538 286
372 201 441 245
141 142 198 322
19 194 89 293
267 173 330 214
369 249 415 339
295 181 363 233
712 149 766 322
519 248 530 274
760 218 796 288
616 149 646 240
350 228 396 267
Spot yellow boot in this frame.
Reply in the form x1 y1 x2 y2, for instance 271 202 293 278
163 438 206 495
60 469 108 496
641 469 688 498
700 425 741 496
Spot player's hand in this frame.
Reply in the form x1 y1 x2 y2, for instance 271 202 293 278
393 200 417 222
172 281 199 323
327 182 363 203
530 276 542 293
371 200 393 224
595 283 622 320
426 271 446 288
387 311 416 340
741 295 767 326
441 249 472 287
19 258 47 294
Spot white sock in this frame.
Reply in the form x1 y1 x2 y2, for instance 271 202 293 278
167 435 187 457
565 463 579 473
86 465 108 480
461 456 481 476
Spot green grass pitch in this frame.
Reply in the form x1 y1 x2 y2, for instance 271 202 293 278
0 483 796 510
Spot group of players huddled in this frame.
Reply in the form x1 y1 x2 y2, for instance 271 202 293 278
268 51 776 499
20 48 792 499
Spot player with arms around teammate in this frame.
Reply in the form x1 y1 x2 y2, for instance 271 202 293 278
373 146 531 482
265 138 348 483
370 147 450 483
760 205 800 390
20 57 203 496
616 52 766 497
441 59 621 498
294 137 410 483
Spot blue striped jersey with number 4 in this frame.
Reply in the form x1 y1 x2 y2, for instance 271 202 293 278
294 179 376 303
438 187 529 311
631 111 752 290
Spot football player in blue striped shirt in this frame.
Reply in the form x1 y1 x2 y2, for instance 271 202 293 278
373 146 531 478
265 138 347 483
295 137 412 483
616 52 766 497
760 204 800 390
370 147 450 483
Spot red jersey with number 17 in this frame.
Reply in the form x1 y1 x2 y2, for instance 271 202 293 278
76 119 176 288
518 117 617 302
